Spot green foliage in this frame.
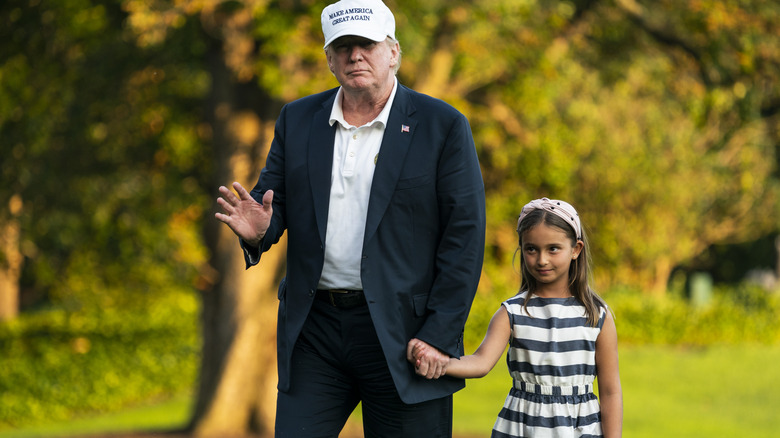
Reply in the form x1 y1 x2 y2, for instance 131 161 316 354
448 0 780 293
604 284 780 345
477 35 778 292
465 284 780 350
1 0 211 314
0 290 199 428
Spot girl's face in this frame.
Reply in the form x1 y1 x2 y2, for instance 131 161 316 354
521 223 583 296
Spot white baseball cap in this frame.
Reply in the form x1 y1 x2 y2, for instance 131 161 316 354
321 0 396 49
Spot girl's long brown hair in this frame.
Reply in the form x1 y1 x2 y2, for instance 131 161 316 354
516 209 606 327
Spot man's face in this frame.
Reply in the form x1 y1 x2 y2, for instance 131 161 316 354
327 36 399 93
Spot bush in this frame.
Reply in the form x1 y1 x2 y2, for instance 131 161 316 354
464 283 780 350
604 283 780 345
0 290 199 428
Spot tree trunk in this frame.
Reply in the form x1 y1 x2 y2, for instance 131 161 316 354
0 220 21 321
193 225 285 436
190 25 286 435
0 195 23 321
650 257 672 296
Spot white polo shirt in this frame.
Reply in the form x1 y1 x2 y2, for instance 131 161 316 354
317 78 398 290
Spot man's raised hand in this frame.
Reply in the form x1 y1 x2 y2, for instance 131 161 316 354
215 182 273 247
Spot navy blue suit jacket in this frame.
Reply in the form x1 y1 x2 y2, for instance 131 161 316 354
245 83 486 404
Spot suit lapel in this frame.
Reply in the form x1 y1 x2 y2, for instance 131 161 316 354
309 92 338 245
364 85 417 244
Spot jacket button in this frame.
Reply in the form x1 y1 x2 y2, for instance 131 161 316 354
309 289 315 297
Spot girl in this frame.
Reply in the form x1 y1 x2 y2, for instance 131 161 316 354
410 197 622 437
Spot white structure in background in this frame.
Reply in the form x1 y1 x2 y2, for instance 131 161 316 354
744 235 780 292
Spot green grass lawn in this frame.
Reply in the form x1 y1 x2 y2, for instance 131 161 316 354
3 345 780 437
617 344 780 437
454 344 780 437
0 395 192 438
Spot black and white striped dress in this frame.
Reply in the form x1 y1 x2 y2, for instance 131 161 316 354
492 291 606 438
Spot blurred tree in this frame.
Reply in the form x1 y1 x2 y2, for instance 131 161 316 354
446 0 780 295
121 0 332 434
0 194 22 320
0 0 210 318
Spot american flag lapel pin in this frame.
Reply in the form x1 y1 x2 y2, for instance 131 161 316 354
401 124 410 133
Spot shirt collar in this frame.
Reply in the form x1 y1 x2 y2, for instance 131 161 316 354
329 77 398 129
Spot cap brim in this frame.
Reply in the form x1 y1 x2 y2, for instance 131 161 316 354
323 28 388 49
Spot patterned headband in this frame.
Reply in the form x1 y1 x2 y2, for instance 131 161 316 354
517 197 582 240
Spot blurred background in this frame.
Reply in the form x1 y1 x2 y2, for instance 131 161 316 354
1 0 779 437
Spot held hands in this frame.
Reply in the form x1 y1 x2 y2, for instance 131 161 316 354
406 338 449 380
215 182 273 247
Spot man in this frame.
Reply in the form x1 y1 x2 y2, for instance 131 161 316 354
215 0 485 436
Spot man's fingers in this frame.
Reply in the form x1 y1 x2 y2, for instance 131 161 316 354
409 338 448 379
232 182 251 200
406 339 416 362
433 362 444 379
416 355 443 379
416 359 429 377
262 190 274 211
437 362 447 379
216 196 235 214
407 338 423 362
409 338 449 379
218 185 241 207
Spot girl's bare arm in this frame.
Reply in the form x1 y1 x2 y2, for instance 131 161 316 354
595 310 623 438
446 307 511 379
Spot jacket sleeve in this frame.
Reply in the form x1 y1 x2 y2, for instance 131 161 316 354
241 104 289 269
414 112 486 357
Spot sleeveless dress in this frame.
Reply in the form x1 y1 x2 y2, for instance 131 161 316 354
492 291 607 438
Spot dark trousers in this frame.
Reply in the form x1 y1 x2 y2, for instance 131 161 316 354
275 296 453 438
